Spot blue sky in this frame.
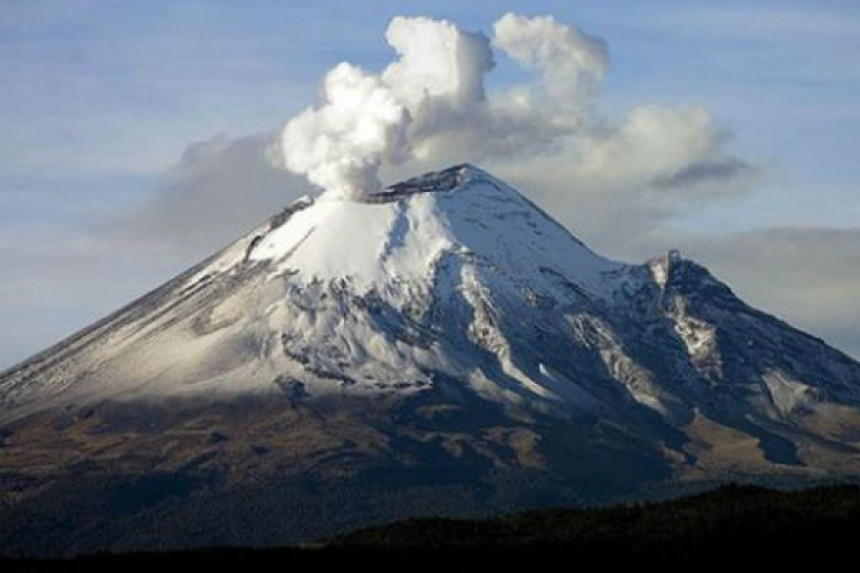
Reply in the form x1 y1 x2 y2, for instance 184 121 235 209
1 0 859 366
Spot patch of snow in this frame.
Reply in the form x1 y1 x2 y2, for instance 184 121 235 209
763 370 816 415
667 296 722 377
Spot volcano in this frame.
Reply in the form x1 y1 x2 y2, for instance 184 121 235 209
2 164 860 556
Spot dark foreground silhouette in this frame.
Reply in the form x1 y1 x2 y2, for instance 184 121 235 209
4 484 859 568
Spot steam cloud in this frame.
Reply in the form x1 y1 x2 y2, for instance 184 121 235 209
278 12 751 206
492 13 608 107
279 13 610 198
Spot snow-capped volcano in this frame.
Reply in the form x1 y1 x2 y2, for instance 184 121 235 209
0 165 627 416
2 165 860 556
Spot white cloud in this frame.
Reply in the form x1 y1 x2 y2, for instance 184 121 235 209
276 12 754 216
575 105 720 186
278 16 497 198
281 63 411 198
383 16 494 109
492 12 608 106
102 133 312 258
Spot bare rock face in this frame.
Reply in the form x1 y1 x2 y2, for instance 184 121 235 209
2 165 859 556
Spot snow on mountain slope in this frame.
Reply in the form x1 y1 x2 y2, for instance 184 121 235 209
246 166 620 296
2 164 860 473
0 165 627 416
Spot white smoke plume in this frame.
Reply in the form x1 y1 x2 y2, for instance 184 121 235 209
280 16 494 198
278 12 751 202
382 16 494 111
492 13 608 110
281 63 411 198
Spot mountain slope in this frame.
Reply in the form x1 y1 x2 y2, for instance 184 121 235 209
1 164 624 415
2 164 860 556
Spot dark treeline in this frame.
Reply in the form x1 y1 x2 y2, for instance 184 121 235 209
3 483 860 568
